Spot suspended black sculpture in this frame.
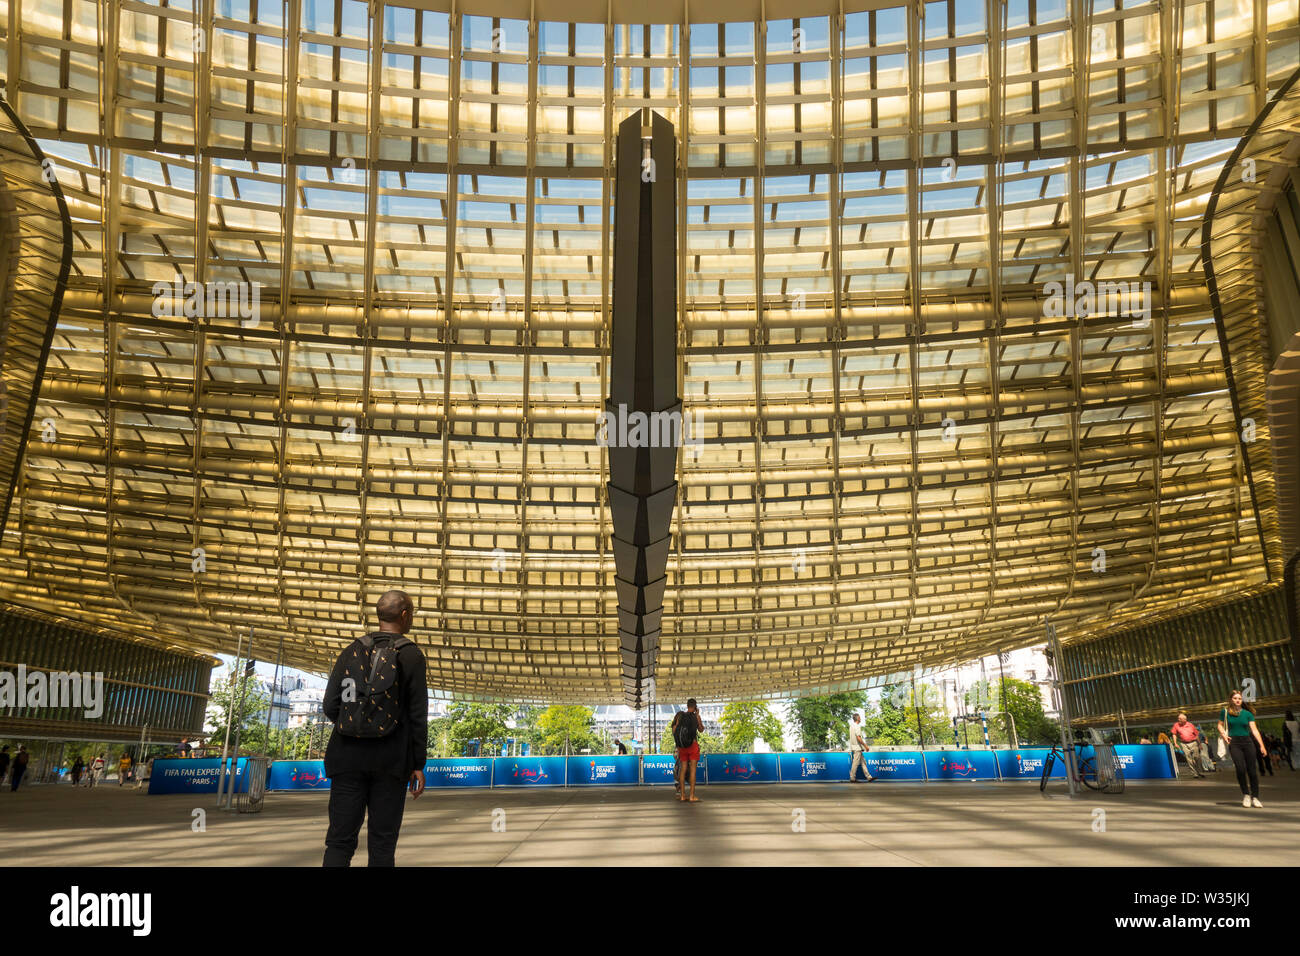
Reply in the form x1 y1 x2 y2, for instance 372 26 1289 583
607 110 679 709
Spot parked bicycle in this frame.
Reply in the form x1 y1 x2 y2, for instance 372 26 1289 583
1039 733 1123 793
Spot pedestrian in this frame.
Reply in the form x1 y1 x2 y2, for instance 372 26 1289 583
9 745 29 791
89 752 105 787
1217 689 1267 808
1170 712 1206 778
0 746 9 788
136 756 153 790
70 756 84 787
118 752 133 785
322 589 428 867
614 738 628 755
848 713 876 782
1284 711 1300 770
177 737 190 759
670 699 703 803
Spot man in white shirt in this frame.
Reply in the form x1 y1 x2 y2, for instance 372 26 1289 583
848 713 876 783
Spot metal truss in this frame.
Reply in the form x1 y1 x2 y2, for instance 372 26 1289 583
0 0 1296 704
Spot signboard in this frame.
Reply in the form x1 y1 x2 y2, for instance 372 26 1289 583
778 752 851 781
566 755 640 786
1108 744 1176 779
995 748 1062 780
995 744 1174 781
923 749 999 781
494 756 567 787
706 753 780 783
860 751 926 781
424 759 493 788
148 758 250 795
267 760 330 791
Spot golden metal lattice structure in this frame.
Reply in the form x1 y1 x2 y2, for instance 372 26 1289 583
0 0 1296 704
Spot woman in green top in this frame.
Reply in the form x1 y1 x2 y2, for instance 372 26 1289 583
1216 690 1267 808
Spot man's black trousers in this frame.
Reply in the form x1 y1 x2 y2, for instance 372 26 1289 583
322 771 409 867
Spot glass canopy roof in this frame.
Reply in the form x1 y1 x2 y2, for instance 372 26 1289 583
0 0 1296 704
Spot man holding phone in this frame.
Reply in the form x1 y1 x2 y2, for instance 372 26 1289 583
672 699 704 802
322 590 428 866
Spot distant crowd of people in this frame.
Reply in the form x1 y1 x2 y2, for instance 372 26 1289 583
0 740 207 791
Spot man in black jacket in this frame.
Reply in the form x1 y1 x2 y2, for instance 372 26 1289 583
322 590 428 866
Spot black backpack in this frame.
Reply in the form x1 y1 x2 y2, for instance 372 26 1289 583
673 711 698 749
336 633 412 738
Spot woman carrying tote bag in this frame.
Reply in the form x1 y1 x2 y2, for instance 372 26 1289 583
1216 689 1268 808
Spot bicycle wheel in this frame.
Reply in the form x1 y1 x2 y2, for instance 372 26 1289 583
1077 755 1102 790
1039 750 1057 791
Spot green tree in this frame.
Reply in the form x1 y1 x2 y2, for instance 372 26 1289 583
861 683 961 746
697 731 725 754
447 699 513 755
789 692 868 750
991 677 1060 746
205 670 270 753
534 705 600 754
721 701 784 752
427 716 456 757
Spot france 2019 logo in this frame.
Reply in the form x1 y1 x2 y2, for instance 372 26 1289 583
1015 753 1044 775
798 757 827 777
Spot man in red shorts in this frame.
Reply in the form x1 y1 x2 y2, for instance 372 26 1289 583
671 699 704 802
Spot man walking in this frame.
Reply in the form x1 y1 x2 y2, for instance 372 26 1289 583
848 713 876 782
322 589 428 867
1171 712 1206 778
0 746 9 788
671 700 704 802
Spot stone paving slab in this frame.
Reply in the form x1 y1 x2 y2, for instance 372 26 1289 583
2 773 1297 866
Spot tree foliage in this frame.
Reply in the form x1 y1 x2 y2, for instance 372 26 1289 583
447 699 514 755
990 677 1060 746
205 670 270 752
789 692 868 750
534 704 601 754
720 701 784 752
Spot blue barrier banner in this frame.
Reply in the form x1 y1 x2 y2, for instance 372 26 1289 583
495 756 567 787
778 752 851 781
566 755 640 786
861 751 926 781
642 753 710 785
924 749 999 781
1109 744 1176 779
267 760 330 791
424 758 493 788
642 754 675 785
706 753 780 783
996 749 1063 780
995 745 1174 780
148 758 249 794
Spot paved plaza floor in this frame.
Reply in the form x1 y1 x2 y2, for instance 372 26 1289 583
3 772 1297 866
